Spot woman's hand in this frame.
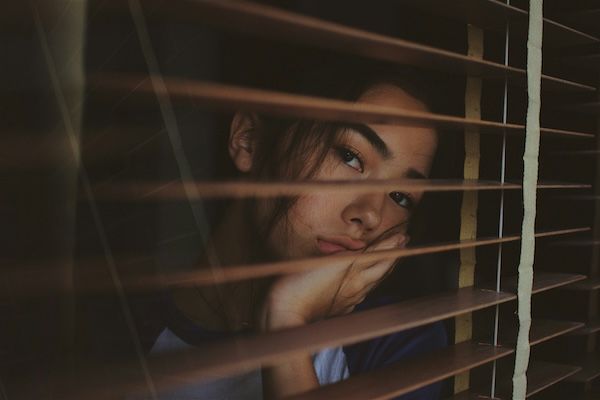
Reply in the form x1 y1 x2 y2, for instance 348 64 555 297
258 233 408 331
259 233 408 398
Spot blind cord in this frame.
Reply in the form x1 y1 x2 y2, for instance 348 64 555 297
513 1 543 398
490 4 511 397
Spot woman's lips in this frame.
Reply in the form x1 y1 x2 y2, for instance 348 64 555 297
317 237 366 255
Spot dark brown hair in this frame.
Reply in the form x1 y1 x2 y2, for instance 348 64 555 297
218 62 443 254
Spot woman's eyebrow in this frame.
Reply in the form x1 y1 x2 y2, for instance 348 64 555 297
406 168 427 180
346 123 392 160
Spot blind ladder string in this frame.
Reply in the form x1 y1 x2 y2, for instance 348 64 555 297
128 0 232 330
0 375 7 400
490 3 511 398
32 5 159 399
128 0 219 265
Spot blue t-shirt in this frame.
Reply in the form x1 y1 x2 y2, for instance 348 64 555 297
146 296 448 399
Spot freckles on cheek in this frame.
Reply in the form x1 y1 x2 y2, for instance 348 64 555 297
287 196 319 232
290 193 343 234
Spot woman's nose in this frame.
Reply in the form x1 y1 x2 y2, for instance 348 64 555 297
341 193 385 232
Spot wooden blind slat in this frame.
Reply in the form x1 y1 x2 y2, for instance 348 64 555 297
499 320 585 347
3 232 591 297
528 321 584 347
133 296 585 396
0 127 164 168
99 0 596 92
2 231 591 299
496 362 581 398
564 278 600 291
452 362 582 399
93 75 522 132
94 76 596 139
538 127 595 139
131 228 589 287
566 357 600 383
148 288 514 381
289 342 511 400
560 8 600 28
6 123 594 171
563 102 600 115
499 272 587 295
287 318 579 400
561 53 600 72
10 288 578 399
88 180 591 202
570 320 600 336
398 0 600 47
446 391 489 399
45 288 514 400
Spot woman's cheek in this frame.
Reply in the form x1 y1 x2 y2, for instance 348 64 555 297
290 194 338 230
264 199 319 259
285 196 341 253
386 207 412 232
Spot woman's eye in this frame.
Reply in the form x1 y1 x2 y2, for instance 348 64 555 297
389 191 414 209
336 147 364 172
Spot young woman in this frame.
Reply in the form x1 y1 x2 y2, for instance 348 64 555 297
150 65 448 399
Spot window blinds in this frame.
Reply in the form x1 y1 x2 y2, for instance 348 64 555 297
2 0 599 399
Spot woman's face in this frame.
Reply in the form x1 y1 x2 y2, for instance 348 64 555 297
230 83 438 260
268 83 438 259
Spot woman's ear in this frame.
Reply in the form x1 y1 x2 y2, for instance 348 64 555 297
228 112 259 173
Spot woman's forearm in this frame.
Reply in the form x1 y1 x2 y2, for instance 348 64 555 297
262 354 319 399
259 308 319 399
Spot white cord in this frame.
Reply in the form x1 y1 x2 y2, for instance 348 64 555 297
513 1 543 398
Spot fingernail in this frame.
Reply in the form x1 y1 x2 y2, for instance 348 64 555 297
398 235 410 247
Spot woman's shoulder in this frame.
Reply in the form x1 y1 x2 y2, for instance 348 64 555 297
344 295 448 374
342 321 447 374
341 295 448 399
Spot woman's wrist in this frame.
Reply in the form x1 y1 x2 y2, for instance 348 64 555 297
269 313 306 329
258 297 308 332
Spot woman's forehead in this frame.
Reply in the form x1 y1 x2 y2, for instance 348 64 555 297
357 82 428 112
370 122 438 153
355 83 438 161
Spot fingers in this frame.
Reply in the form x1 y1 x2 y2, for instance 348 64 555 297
329 237 408 316
329 234 408 307
335 258 394 307
327 233 409 273
370 233 409 251
360 236 409 282
352 233 408 270
360 257 396 283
